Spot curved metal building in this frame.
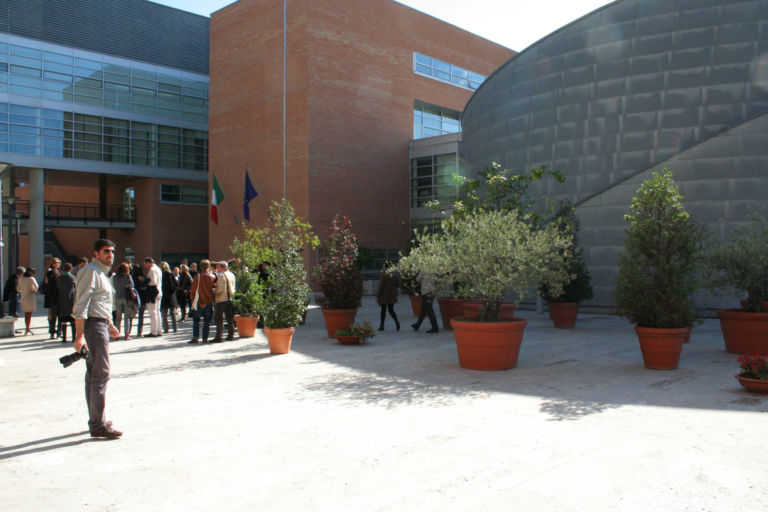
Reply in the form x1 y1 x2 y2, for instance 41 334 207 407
461 0 768 308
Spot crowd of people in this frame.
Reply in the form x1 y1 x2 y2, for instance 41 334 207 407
1 253 239 345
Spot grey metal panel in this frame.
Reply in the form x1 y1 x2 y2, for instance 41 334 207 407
0 0 209 74
460 0 768 308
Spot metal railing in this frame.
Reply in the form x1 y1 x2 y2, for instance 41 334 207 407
4 200 136 223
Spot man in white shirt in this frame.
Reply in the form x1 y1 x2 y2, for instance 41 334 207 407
143 257 163 337
212 261 236 342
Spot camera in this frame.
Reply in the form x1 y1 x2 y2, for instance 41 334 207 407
59 347 88 368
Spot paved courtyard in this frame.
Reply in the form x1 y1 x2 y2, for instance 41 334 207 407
1 296 766 511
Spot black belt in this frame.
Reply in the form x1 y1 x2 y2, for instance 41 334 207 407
86 317 108 323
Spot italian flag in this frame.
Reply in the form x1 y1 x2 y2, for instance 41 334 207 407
211 174 225 224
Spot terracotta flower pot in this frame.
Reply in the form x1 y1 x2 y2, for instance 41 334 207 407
336 335 364 345
264 327 294 354
635 326 687 370
717 309 768 354
408 294 422 316
462 301 516 320
735 375 768 393
234 314 259 338
321 308 357 338
547 302 580 328
450 316 528 370
437 297 470 330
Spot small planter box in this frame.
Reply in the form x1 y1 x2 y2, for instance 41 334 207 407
0 317 16 337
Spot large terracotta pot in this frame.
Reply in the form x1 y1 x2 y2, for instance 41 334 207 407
408 295 422 316
234 315 259 338
264 327 294 354
462 301 516 320
437 297 470 330
548 302 580 329
321 308 357 338
735 375 768 393
450 316 528 370
718 309 768 354
635 326 687 370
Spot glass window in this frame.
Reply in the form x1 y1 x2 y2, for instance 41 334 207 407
412 52 486 90
410 153 460 207
44 51 73 65
160 184 207 204
413 101 462 139
11 45 41 59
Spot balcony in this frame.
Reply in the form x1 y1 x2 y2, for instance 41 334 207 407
3 200 137 229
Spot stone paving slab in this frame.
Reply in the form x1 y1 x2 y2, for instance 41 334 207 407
0 297 766 511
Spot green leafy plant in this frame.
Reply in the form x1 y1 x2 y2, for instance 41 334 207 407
247 199 318 329
229 228 272 317
706 208 768 313
398 269 421 296
614 170 706 328
313 214 363 310
397 210 573 322
540 201 593 303
428 162 565 226
737 353 768 380
335 320 376 342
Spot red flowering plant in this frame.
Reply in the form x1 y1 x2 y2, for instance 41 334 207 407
737 354 768 380
312 214 363 309
335 320 376 342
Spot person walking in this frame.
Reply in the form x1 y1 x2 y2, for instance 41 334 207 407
73 238 122 439
188 259 215 344
44 258 61 339
3 266 24 318
176 264 192 322
57 262 77 343
212 260 236 342
376 262 400 331
111 262 135 340
160 261 178 334
411 271 439 333
143 257 163 337
132 261 147 337
18 267 38 335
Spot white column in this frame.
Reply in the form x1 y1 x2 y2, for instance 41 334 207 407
28 168 45 277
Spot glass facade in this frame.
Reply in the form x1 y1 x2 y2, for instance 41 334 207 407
0 39 209 123
160 183 207 204
0 102 208 170
414 101 460 139
410 153 459 208
413 52 485 91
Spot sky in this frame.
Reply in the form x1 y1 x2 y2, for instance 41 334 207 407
151 0 613 51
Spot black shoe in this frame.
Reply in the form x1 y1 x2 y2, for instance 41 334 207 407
188 338 200 344
426 328 439 333
396 320 401 332
211 338 223 343
90 424 123 439
378 326 384 331
412 323 419 332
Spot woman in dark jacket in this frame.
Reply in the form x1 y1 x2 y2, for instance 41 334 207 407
176 264 193 321
160 261 178 333
376 262 400 331
56 262 77 343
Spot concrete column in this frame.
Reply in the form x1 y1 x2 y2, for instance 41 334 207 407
28 168 45 277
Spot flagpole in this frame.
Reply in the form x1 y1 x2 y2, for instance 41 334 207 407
282 0 287 199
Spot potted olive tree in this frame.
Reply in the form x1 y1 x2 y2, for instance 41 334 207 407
229 230 270 338
540 201 593 328
397 209 572 370
312 214 363 337
707 208 768 354
252 199 318 353
427 162 567 329
614 170 705 369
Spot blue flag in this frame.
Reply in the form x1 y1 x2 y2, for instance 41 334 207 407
243 170 259 221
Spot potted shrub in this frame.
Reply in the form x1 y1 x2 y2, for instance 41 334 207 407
540 201 593 328
313 214 363 337
335 320 376 345
735 353 768 393
614 171 705 369
397 209 572 370
707 209 768 354
427 162 567 329
252 199 318 354
229 231 270 338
